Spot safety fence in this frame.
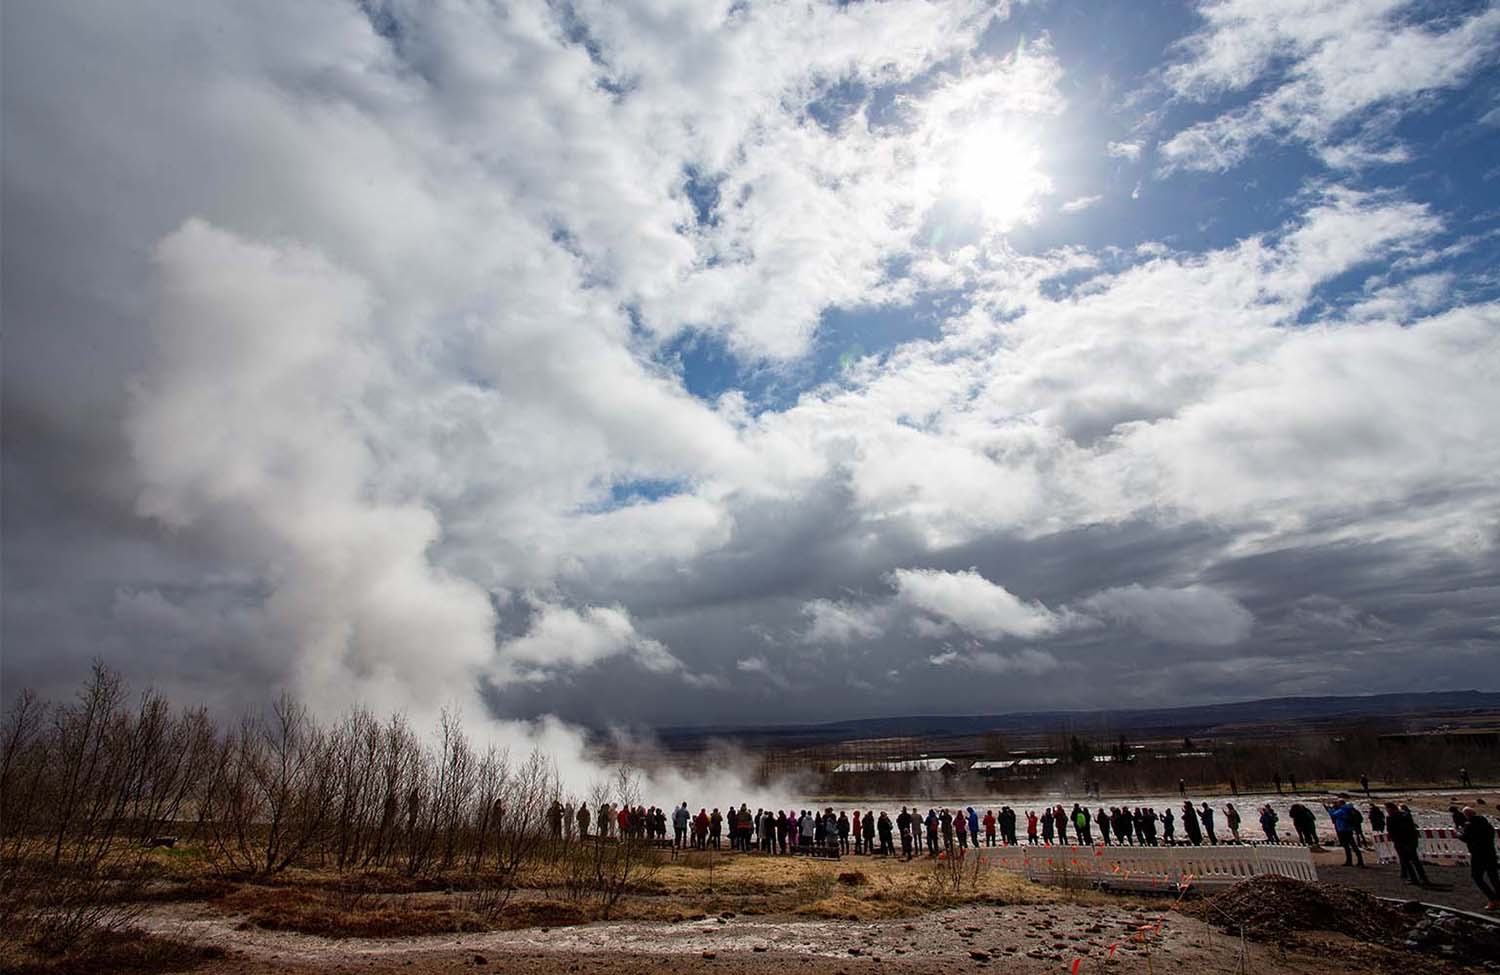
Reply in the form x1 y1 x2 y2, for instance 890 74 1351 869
976 842 1317 891
1371 827 1488 865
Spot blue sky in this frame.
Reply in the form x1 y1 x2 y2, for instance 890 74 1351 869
3 0 1499 733
656 0 1500 439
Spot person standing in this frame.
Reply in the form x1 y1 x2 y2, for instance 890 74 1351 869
1360 773 1370 798
1073 804 1091 845
862 810 876 856
673 802 689 848
1368 802 1386 836
1385 802 1429 887
1027 810 1039 845
1096 808 1111 846
1259 804 1278 842
955 809 968 849
1324 799 1364 867
1273 771 1282 795
1182 801 1202 846
577 802 592 840
1459 807 1499 910
1224 802 1241 842
877 811 894 856
983 809 996 847
898 807 914 860
852 808 863 854
1199 802 1217 844
1288 803 1313 845
1041 809 1054 845
837 811 850 855
1162 807 1176 844
1348 802 1366 846
1054 805 1068 845
1461 767 1472 788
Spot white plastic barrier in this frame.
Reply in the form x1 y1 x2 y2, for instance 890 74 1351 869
978 842 1317 891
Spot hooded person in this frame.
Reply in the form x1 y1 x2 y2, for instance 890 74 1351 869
1181 801 1202 845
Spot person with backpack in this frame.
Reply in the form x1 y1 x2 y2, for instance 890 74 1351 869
1224 802 1241 842
1324 799 1364 866
1259 804 1279 842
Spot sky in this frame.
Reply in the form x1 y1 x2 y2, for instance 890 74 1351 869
3 0 1499 734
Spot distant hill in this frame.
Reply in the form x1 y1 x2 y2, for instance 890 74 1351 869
653 690 1500 748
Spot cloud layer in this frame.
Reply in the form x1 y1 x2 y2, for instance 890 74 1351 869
3 0 1497 730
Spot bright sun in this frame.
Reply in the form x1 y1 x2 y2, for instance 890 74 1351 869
945 126 1051 228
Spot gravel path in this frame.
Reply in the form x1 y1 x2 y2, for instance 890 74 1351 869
132 899 1340 974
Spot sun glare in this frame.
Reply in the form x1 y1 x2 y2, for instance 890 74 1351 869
944 126 1051 228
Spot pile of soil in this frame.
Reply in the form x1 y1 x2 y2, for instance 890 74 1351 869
1184 875 1407 943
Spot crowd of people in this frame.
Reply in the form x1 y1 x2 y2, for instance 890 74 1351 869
545 798 1322 856
544 793 1498 910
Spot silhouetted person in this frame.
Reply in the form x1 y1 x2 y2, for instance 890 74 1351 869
1385 802 1428 887
1460 807 1499 910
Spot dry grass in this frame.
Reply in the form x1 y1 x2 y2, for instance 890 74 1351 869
0 928 222 975
212 850 1064 937
221 886 491 938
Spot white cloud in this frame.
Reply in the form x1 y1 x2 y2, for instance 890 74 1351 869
927 647 1059 675
8 0 1500 728
1160 0 1500 171
1079 585 1253 646
736 655 789 689
497 601 687 682
800 598 889 644
889 568 1058 639
1060 194 1103 214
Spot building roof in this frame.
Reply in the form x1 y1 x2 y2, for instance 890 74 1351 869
831 757 956 773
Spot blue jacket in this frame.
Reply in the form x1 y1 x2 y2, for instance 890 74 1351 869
1328 803 1354 834
968 809 980 834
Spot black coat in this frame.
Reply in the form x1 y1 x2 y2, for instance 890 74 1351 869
1462 815 1497 867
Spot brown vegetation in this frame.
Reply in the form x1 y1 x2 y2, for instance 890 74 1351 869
0 666 668 969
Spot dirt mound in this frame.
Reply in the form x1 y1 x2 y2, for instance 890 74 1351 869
1184 875 1407 943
